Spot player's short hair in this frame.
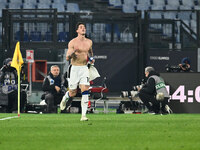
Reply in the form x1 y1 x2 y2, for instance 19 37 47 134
76 22 86 30
145 66 155 73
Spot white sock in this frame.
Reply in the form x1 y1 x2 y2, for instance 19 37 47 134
81 94 89 117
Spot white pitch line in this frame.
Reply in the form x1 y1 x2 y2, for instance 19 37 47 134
0 116 18 121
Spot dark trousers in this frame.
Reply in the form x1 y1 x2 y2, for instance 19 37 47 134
45 93 62 113
7 91 18 113
138 91 160 113
139 91 169 113
7 90 27 113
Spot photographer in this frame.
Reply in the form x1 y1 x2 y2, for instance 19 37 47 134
0 58 26 113
138 66 171 114
178 57 191 72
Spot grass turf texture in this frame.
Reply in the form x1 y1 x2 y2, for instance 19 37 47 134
0 113 200 150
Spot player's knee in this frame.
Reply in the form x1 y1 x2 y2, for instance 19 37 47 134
81 86 89 93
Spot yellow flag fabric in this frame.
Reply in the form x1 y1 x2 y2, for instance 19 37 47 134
11 42 24 74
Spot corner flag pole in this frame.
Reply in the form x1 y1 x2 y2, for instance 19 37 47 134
11 42 24 117
18 66 20 117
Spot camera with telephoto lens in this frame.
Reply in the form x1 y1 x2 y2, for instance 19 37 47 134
121 85 143 98
121 79 145 98
165 64 181 72
121 90 138 98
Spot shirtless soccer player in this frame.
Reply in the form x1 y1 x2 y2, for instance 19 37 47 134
60 22 94 121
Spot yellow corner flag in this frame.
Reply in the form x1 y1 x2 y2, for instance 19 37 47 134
11 42 24 74
11 42 24 117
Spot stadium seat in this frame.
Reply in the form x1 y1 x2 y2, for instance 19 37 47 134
177 12 191 21
38 0 52 5
15 31 29 41
137 4 149 11
182 0 194 7
163 12 178 19
124 0 136 5
122 4 136 13
153 0 165 6
120 32 134 43
23 0 37 8
104 24 111 42
109 0 122 8
137 0 151 12
66 3 80 12
37 3 51 12
53 0 67 5
37 3 51 9
122 0 136 13
8 1 22 9
194 5 200 10
44 31 52 41
151 5 164 10
15 31 20 41
114 24 120 41
138 0 151 5
179 5 192 10
23 3 36 9
104 24 120 42
51 3 65 12
89 77 109 101
58 31 69 42
164 5 179 10
23 0 37 5
167 0 180 6
105 24 111 33
92 23 106 42
149 12 163 18
30 31 42 41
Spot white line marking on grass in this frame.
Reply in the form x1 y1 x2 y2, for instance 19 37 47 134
0 116 18 121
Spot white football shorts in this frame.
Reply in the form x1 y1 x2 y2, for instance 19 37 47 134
68 65 90 90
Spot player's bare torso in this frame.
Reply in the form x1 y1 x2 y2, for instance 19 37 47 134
69 37 92 66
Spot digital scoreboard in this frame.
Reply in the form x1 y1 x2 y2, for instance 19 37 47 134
160 73 200 113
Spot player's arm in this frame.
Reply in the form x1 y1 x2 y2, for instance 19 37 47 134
88 40 93 57
66 40 76 61
88 40 94 63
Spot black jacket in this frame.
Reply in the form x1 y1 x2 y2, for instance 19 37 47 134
0 66 18 94
0 66 18 84
42 73 62 95
140 71 160 95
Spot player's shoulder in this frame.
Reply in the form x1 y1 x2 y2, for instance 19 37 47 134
69 38 76 43
68 38 76 45
85 38 92 44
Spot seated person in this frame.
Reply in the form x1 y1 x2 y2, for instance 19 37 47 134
137 66 172 114
179 57 191 72
0 58 26 113
42 65 64 113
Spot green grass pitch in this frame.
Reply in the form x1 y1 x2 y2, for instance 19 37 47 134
0 113 200 150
